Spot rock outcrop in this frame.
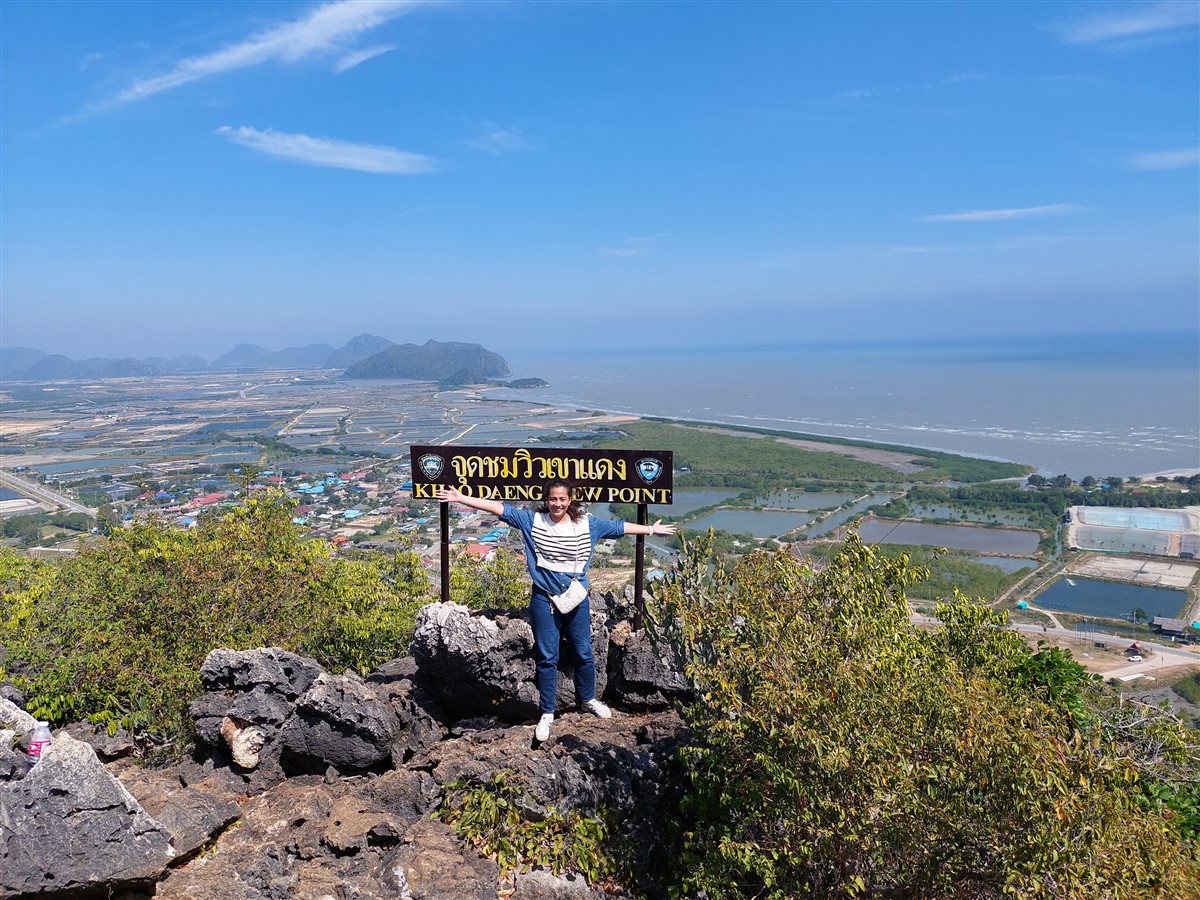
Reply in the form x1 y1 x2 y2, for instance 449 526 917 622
0 734 176 897
0 592 693 899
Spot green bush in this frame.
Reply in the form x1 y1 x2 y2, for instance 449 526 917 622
435 771 614 884
645 532 1199 898
449 546 529 610
0 492 428 748
1175 673 1200 706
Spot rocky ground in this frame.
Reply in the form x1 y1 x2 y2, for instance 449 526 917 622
0 590 694 900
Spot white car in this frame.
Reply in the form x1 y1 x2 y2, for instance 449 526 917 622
1126 654 1143 662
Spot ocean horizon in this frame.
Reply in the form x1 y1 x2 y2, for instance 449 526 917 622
501 331 1199 480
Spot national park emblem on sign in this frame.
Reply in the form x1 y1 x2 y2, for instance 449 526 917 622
636 457 663 484
419 454 445 481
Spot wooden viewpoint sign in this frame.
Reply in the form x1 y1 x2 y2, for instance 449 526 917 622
409 445 673 505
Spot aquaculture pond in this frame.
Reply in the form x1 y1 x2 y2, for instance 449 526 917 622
1032 577 1187 620
807 493 895 538
856 519 1040 555
649 489 741 517
910 504 1035 527
753 491 860 510
978 556 1039 574
687 508 815 538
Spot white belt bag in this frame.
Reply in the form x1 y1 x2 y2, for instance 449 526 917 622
550 578 587 614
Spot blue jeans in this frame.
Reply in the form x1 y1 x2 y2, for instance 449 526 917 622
529 591 595 714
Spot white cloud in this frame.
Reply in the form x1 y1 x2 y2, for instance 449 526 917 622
599 234 668 257
216 125 437 174
885 245 954 255
832 72 985 102
97 0 422 110
468 124 534 155
920 204 1082 223
333 44 396 74
1057 1 1199 44
1127 146 1200 170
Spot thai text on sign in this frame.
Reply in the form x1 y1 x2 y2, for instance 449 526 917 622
409 445 673 505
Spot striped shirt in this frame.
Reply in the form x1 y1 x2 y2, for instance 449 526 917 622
500 504 627 599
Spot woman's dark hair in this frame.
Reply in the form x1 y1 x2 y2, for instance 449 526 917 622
537 478 585 522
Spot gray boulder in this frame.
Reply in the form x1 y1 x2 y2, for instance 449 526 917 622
61 721 138 761
513 868 599 899
278 672 399 774
117 766 241 860
366 658 449 765
410 601 609 722
0 697 37 737
379 818 499 900
0 686 27 713
605 621 693 710
0 733 175 896
151 775 412 900
190 648 328 791
0 728 30 783
200 647 323 698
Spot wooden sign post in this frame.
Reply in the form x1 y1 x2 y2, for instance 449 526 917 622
410 445 673 615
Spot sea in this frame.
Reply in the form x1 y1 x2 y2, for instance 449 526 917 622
501 332 1199 480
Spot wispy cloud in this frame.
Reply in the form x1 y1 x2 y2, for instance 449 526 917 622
216 125 437 174
920 203 1082 223
1126 146 1200 170
599 234 668 257
885 245 954 255
832 72 985 102
468 123 535 156
90 0 422 113
333 44 396 74
1056 1 1199 45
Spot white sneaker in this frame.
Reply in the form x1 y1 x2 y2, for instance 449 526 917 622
535 713 554 742
584 698 612 719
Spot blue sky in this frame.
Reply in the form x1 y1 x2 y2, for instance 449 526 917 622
2 0 1197 359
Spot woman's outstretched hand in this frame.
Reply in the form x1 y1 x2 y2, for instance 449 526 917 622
647 519 677 536
433 485 463 504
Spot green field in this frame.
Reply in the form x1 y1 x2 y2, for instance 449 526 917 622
595 419 1029 489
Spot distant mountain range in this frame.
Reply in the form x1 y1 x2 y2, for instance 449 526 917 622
0 335 530 387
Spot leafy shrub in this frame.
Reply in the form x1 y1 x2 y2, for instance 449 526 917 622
645 532 1199 898
435 771 614 884
449 547 529 611
1174 672 1200 705
0 492 428 748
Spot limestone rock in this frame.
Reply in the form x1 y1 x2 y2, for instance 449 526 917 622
366 659 448 765
61 720 139 761
0 683 26 709
0 733 175 896
190 648 326 792
424 709 687 893
278 672 399 775
200 647 323 698
513 868 600 899
380 818 499 900
151 776 406 900
606 623 693 710
118 766 241 860
409 601 610 721
0 696 37 737
0 728 31 783
221 716 270 769
322 795 404 854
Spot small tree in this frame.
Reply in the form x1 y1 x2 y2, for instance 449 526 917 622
645 532 1198 898
0 492 430 746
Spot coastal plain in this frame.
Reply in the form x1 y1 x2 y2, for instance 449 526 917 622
2 370 1198 636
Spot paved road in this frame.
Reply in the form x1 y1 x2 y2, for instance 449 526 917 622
912 613 1199 679
0 470 97 517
